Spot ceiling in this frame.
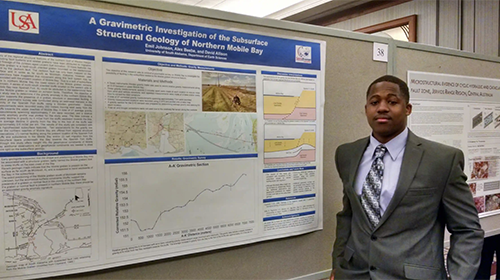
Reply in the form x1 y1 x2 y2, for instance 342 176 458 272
158 0 362 20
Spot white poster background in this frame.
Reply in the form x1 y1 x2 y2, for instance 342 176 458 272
408 71 500 218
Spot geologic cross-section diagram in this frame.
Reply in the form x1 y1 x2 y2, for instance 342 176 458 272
264 124 316 164
263 80 316 120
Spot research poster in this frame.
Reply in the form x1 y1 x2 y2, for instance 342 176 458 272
408 71 500 218
0 1 325 279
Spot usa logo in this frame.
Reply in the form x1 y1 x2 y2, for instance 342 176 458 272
295 45 311 64
9 10 39 34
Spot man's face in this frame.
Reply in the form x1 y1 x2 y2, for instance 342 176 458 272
365 81 412 143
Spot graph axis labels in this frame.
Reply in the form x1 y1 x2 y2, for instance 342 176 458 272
109 159 258 253
130 173 249 233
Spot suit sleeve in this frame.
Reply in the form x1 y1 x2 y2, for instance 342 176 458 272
442 149 484 279
332 146 353 269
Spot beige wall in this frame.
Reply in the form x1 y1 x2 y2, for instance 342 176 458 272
328 0 500 57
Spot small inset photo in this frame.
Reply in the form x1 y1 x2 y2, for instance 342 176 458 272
474 196 485 213
202 72 256 112
469 183 477 195
471 161 489 179
485 194 500 212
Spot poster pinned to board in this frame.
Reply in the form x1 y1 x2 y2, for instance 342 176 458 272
408 71 500 218
0 1 325 279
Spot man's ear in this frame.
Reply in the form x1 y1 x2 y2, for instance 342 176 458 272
406 103 412 116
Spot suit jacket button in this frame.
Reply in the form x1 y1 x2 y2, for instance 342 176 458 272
370 266 377 271
371 235 377 241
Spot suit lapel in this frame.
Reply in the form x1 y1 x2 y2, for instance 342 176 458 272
344 137 373 228
347 137 369 191
376 131 423 228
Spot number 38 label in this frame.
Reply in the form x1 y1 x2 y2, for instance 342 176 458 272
373 42 389 62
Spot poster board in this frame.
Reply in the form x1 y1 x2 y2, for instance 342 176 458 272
0 0 330 278
396 45 500 237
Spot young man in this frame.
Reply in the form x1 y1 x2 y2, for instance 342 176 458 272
331 75 483 279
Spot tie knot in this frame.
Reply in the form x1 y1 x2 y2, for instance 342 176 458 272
374 145 387 159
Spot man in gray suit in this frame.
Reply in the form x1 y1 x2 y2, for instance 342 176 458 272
331 75 484 279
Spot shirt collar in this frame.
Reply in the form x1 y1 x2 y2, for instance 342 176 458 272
368 128 408 160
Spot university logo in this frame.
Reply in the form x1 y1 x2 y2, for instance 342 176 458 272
9 9 39 34
295 45 311 64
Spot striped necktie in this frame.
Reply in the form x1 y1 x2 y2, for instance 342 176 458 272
361 144 387 228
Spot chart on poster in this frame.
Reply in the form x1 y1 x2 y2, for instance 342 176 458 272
0 1 325 279
109 159 257 250
264 124 316 164
263 80 316 120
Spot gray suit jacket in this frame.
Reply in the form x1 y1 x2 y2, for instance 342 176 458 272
332 130 484 280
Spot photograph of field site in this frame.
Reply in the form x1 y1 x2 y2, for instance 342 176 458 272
202 71 256 112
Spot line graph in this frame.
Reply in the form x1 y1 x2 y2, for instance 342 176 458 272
131 173 247 232
109 159 256 248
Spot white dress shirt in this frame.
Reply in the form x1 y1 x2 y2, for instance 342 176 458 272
354 128 408 215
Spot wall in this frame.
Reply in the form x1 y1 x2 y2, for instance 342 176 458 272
328 0 438 45
328 0 500 57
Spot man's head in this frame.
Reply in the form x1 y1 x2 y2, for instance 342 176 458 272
365 75 412 143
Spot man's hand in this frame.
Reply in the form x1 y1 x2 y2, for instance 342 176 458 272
330 268 335 280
